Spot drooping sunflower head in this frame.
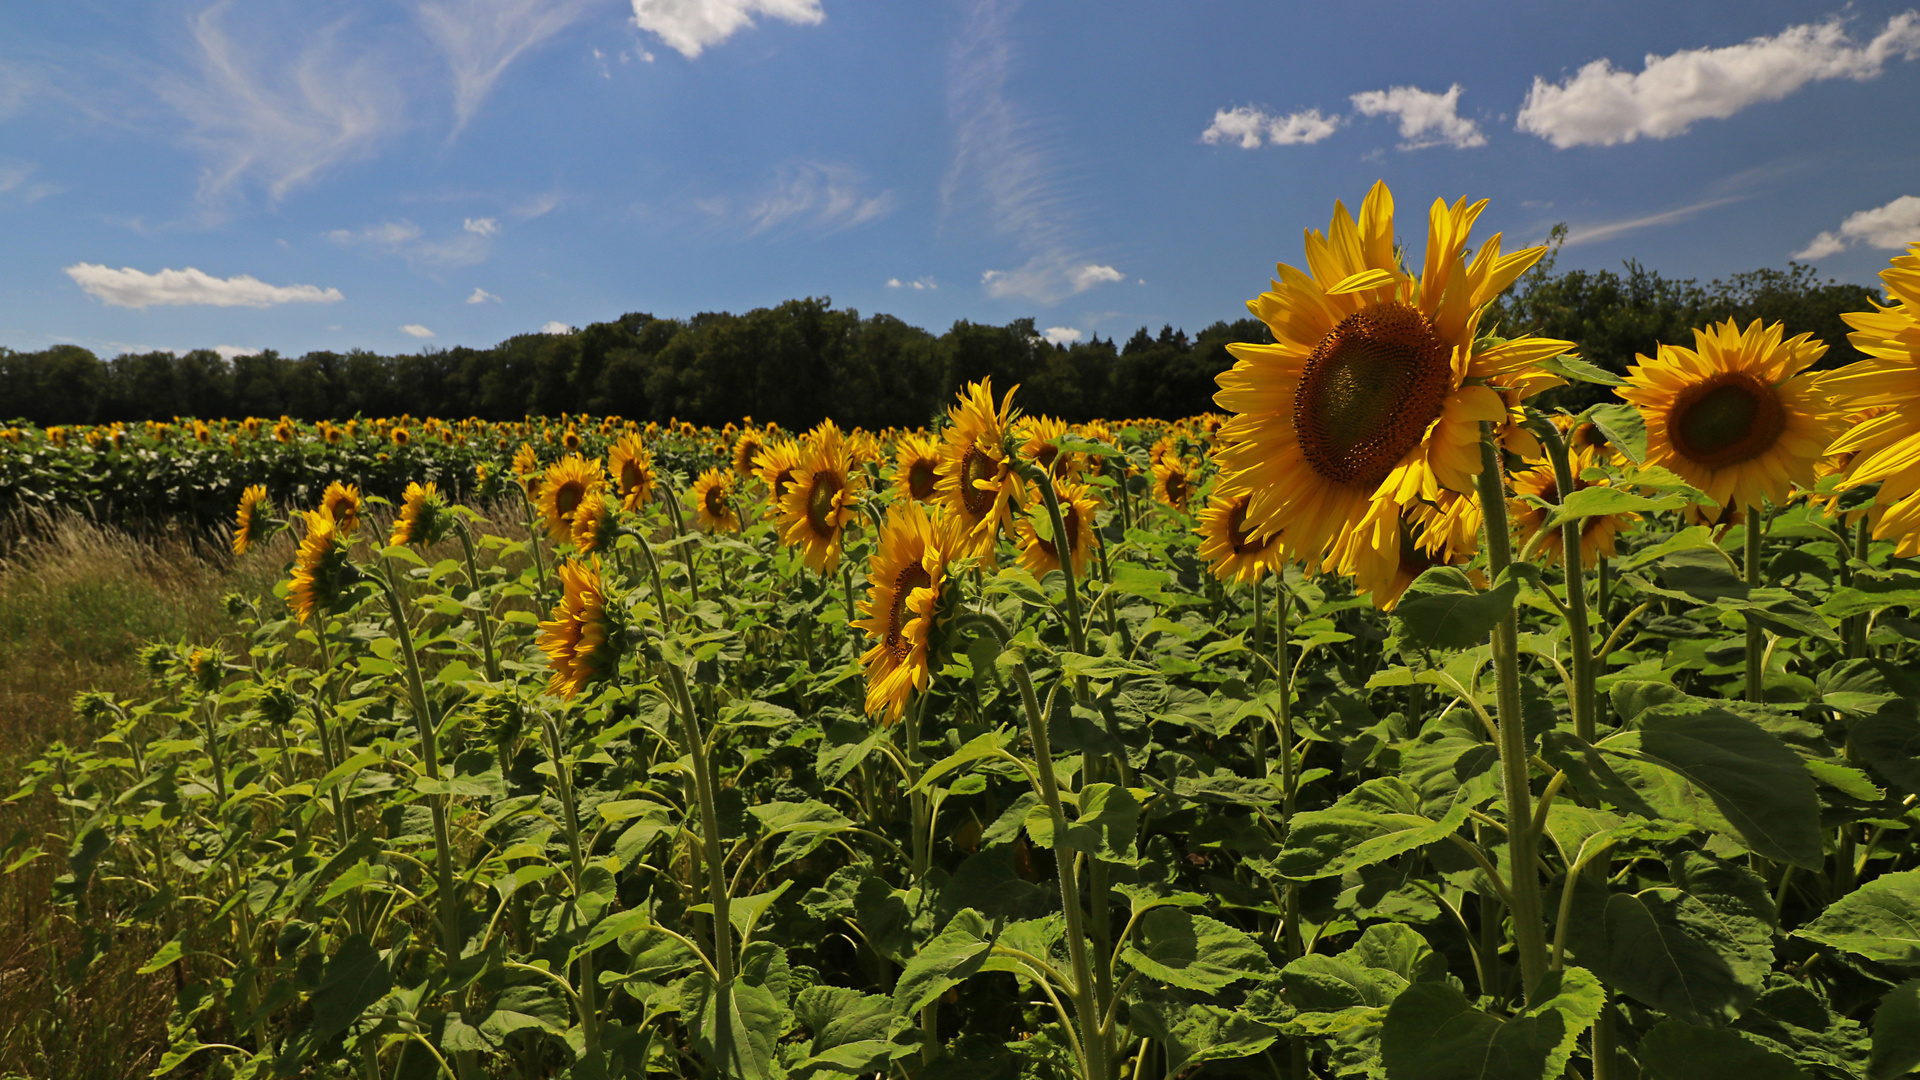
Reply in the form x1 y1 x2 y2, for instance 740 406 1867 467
607 433 656 511
186 645 224 694
273 418 296 444
319 481 363 535
389 481 450 548
854 501 965 725
513 442 543 500
1018 415 1076 477
1337 491 1483 611
1621 318 1839 514
1015 479 1102 581
288 510 354 624
935 378 1022 558
537 454 605 545
1820 244 1920 554
232 484 271 556
754 440 804 515
1197 492 1284 584
1151 455 1197 513
891 432 942 503
570 491 617 554
1507 445 1637 569
1213 181 1566 569
537 558 622 700
780 421 866 573
691 468 741 533
732 430 766 477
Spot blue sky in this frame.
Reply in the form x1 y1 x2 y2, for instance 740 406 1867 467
3 0 1918 361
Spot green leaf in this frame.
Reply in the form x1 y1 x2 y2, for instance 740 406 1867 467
911 728 1015 792
1637 1019 1809 1080
479 983 570 1040
1546 486 1685 529
1870 979 1920 1080
138 938 184 975
1736 590 1838 642
1616 525 1718 572
309 935 393 1045
793 985 896 1054
1023 783 1140 863
1131 1003 1279 1074
892 921 992 1014
1390 567 1520 651
1795 870 1920 965
1121 907 1269 992
1585 402 1648 464
1659 548 1748 602
1380 966 1603 1080
677 973 786 1080
1273 776 1470 881
1538 354 1627 386
1281 953 1406 1011
1852 700 1920 796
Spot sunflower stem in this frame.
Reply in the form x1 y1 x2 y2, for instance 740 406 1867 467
662 479 700 609
453 517 501 682
539 711 600 1055
664 662 736 1060
515 480 554 604
1847 517 1871 659
1745 504 1765 701
1537 424 1597 741
1475 422 1549 1002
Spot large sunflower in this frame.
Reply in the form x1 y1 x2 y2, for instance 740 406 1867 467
854 501 964 724
608 433 656 511
537 558 620 699
936 379 1021 559
571 492 617 554
319 481 363 535
1508 445 1637 568
1620 318 1839 516
1823 243 1920 554
1015 479 1101 581
233 484 271 556
288 510 352 624
1212 181 1568 570
691 468 741 533
538 454 604 545
891 432 942 503
1197 492 1283 584
779 421 865 573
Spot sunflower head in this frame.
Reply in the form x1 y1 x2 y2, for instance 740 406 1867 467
732 431 766 477
288 510 355 624
608 433 656 511
690 468 741 533
390 481 450 548
1018 415 1077 478
1818 245 1920 553
1507 445 1637 568
319 481 363 535
780 421 866 573
571 491 617 554
1077 421 1114 475
186 646 224 694
1151 455 1196 513
936 379 1022 559
1015 479 1102 581
233 484 271 556
854 501 966 724
537 558 623 699
537 454 605 545
754 440 804 514
892 432 942 503
1339 491 1483 611
1197 492 1283 584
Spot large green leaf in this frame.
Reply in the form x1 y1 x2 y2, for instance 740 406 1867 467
308 934 392 1046
1585 402 1647 464
1852 699 1920 796
791 986 904 1076
1638 1019 1809 1080
1795 871 1920 965
1380 966 1604 1080
892 921 993 1014
677 974 787 1080
1130 1002 1278 1074
1391 567 1520 651
1870 979 1920 1080
1023 782 1140 863
1121 907 1268 992
1546 486 1685 528
1273 776 1470 881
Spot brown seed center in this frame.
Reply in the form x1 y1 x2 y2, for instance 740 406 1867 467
908 458 938 500
960 447 997 517
806 471 844 536
1668 371 1786 469
887 563 934 659
1294 302 1453 490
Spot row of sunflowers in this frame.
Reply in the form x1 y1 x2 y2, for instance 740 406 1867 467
7 184 1920 1080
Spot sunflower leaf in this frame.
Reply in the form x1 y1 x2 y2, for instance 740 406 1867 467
1545 487 1685 529
1583 403 1647 465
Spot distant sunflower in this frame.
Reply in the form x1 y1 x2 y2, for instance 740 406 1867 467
1212 181 1568 571
513 442 542 501
780 421 866 573
390 481 448 548
390 426 411 448
319 481 363 535
288 511 352 624
891 432 942 503
537 558 620 699
1197 492 1283 584
1151 456 1196 513
1508 445 1636 568
1077 421 1114 476
691 468 740 533
935 379 1022 559
537 455 604 545
754 440 804 517
854 501 964 724
1015 479 1101 581
1823 243 1920 554
607 433 656 511
732 430 766 477
232 484 271 556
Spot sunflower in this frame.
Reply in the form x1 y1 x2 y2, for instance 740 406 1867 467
1015 479 1101 582
691 468 741 533
1496 368 1570 459
891 432 942 503
607 433 656 511
390 481 448 548
1212 181 1568 572
537 454 604 545
854 501 964 724
1823 244 1920 554
935 379 1022 559
1018 415 1076 477
390 426 411 448
1197 493 1284 584
1338 491 1482 611
319 481 363 535
288 511 352 624
1077 421 1114 476
754 440 804 516
780 421 866 573
1620 318 1839 517
1508 445 1637 568
537 558 620 699
570 493 617 554
1152 455 1197 513
1811 406 1891 526
733 430 767 477
232 484 271 556
513 442 543 500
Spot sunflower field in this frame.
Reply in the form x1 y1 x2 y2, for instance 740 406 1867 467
6 185 1920 1080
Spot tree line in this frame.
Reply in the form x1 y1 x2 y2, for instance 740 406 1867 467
1 244 1885 428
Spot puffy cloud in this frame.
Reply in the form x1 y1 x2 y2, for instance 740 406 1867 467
541 320 572 334
1070 264 1124 289
1201 106 1339 149
1795 195 1920 260
467 286 502 304
741 162 895 236
215 345 261 360
464 217 500 235
630 0 824 59
886 276 936 290
65 264 344 309
1041 326 1082 346
400 324 436 338
1350 84 1485 149
1518 14 1920 148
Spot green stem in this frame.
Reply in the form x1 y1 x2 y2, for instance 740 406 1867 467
453 518 500 682
1537 424 1597 741
664 664 736 1052
540 713 600 1054
1475 423 1549 1001
1847 517 1871 659
1745 505 1764 702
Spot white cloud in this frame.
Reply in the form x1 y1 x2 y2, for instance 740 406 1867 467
419 0 601 134
328 219 489 268
886 276 937 290
65 264 344 309
516 191 562 219
1042 326 1081 346
741 162 895 236
400 324 436 338
1201 105 1339 149
215 345 261 360
468 286 502 303
630 0 824 59
1795 195 1920 260
0 162 60 203
1350 84 1485 149
157 3 403 201
541 320 573 334
1518 13 1920 148
1561 196 1743 247
981 259 1126 303
1070 264 1123 289
464 216 500 235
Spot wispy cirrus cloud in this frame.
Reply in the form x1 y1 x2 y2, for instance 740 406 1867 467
1795 195 1920 260
65 263 344 308
0 162 61 203
1518 13 1920 148
327 218 492 267
740 162 895 236
418 0 603 135
629 0 823 59
1561 196 1744 247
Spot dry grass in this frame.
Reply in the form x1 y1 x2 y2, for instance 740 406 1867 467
0 511 287 1080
